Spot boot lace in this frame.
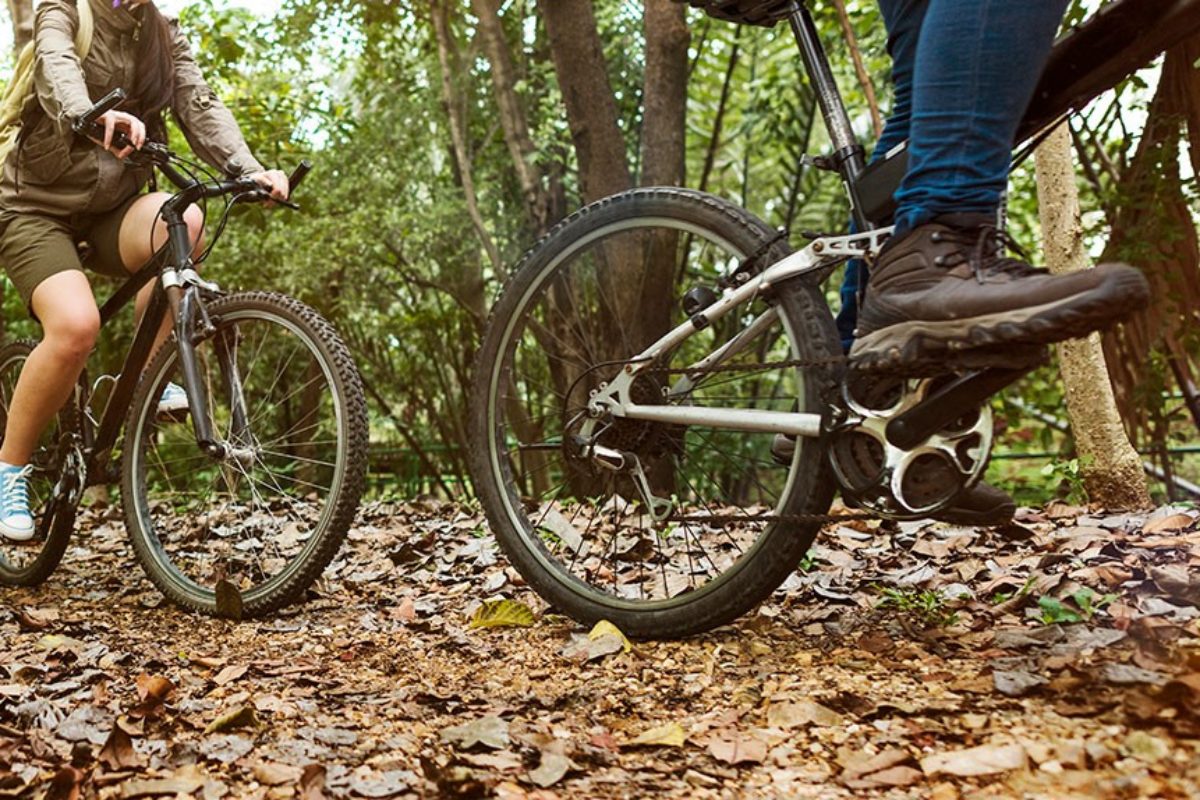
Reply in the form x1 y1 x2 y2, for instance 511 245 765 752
934 225 1045 284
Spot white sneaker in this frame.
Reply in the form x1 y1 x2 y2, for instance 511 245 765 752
0 462 35 542
157 382 190 418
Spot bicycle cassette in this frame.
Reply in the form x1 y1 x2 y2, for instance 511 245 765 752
828 373 993 520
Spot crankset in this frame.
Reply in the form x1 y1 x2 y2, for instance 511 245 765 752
827 357 1039 520
49 434 87 509
828 374 989 519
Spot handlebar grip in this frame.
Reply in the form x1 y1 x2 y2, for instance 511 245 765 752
288 160 312 192
72 88 127 134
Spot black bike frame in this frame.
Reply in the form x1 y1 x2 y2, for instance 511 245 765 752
83 176 250 482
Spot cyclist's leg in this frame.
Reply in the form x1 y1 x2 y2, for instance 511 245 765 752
835 0 924 351
0 270 98 466
87 192 204 350
850 0 1148 370
891 0 1069 233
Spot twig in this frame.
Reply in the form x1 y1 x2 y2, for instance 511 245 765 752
830 0 882 138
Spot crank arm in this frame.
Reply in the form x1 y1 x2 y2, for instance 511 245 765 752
885 364 1034 450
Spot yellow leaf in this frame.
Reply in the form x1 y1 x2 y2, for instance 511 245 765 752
468 599 536 629
627 722 686 748
204 704 258 734
588 620 631 653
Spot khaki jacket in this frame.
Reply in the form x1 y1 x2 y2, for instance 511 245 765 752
0 0 264 217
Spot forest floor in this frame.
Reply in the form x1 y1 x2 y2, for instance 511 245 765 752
1 497 1198 799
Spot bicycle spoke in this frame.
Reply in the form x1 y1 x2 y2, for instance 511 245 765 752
127 301 356 610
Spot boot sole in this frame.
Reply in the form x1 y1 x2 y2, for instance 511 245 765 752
849 268 1148 376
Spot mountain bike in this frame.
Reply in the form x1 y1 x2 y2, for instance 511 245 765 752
0 89 369 617
471 0 1200 638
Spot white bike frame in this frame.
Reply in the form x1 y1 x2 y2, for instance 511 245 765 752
584 227 893 440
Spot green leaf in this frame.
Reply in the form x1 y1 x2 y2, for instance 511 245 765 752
468 599 536 629
1038 596 1082 625
204 704 258 734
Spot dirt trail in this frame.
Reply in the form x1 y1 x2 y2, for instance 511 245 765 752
1 499 1198 798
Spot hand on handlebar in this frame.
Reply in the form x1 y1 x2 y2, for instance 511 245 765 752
89 110 145 160
247 170 290 204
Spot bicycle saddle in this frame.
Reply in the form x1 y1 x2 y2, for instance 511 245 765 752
673 0 794 27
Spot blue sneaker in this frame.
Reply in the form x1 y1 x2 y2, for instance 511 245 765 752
157 382 190 418
0 462 34 542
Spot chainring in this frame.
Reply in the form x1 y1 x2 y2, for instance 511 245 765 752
828 372 993 520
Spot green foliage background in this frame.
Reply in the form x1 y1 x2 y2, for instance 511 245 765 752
1 0 1195 503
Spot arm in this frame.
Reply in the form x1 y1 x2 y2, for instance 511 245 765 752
169 17 264 176
32 0 93 139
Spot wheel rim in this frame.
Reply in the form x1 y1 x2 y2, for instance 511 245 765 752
0 348 71 579
484 215 817 611
127 305 348 606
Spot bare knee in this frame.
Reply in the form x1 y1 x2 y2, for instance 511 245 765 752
31 273 101 362
43 306 100 361
184 204 205 257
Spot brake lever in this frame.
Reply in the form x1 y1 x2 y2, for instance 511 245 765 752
235 190 300 211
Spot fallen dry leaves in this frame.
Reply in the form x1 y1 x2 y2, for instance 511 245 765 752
0 498 1197 797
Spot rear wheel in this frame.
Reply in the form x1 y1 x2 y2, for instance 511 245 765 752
470 188 841 638
0 340 81 586
120 292 368 617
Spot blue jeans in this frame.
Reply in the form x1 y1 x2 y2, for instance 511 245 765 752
835 0 1069 350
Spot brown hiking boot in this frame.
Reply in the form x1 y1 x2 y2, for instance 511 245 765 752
849 215 1149 375
932 481 1016 527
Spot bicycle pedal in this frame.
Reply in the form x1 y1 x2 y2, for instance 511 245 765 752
944 342 1049 373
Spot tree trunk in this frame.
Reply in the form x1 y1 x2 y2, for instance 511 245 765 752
7 0 32 53
1098 39 1200 439
640 0 688 189
469 0 559 234
431 0 496 325
636 0 689 351
538 0 633 204
1035 123 1150 509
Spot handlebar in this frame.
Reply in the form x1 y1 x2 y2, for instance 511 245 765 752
71 89 307 210
73 88 127 133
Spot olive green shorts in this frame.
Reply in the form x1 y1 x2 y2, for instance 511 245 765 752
0 194 141 310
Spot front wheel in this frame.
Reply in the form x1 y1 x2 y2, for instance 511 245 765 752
470 188 841 638
121 291 368 617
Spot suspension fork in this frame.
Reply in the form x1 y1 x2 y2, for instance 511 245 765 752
159 213 230 457
165 283 223 456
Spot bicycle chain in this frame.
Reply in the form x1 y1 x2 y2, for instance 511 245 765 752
637 354 849 377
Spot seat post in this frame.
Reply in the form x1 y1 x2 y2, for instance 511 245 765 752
784 2 871 226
